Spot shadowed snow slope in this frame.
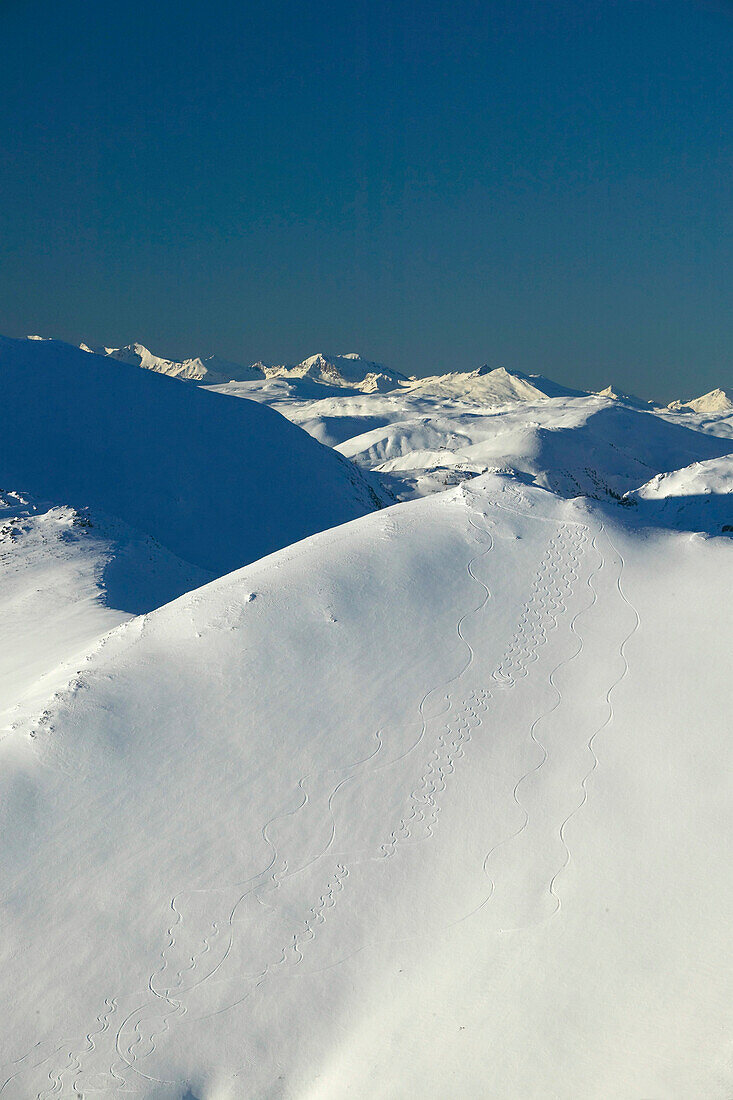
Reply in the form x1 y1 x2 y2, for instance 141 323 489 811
0 336 386 577
0 475 731 1098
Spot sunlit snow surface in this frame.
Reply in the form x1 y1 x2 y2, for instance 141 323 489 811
1 337 731 1098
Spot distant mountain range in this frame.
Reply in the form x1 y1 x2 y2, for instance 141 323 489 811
25 334 733 411
78 342 405 393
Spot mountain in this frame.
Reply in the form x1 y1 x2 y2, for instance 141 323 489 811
333 397 732 503
0 336 388 577
1 472 730 1097
2 332 732 1097
668 387 733 414
35 339 733 413
595 384 656 408
263 351 407 392
81 343 406 393
79 341 263 385
625 454 733 534
208 365 733 507
401 364 588 404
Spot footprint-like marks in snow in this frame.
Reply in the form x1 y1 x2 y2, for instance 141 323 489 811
21 510 600 1093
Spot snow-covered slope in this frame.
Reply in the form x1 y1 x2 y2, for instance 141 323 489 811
625 455 733 534
0 475 730 1098
209 369 733 516
207 366 592 457
1 333 732 1098
0 490 212 735
0 336 387 577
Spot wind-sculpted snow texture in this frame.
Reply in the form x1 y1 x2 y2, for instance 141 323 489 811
0 339 732 1098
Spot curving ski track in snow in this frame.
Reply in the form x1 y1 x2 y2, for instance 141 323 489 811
42 510 498 1091
14 509 625 1096
548 525 641 915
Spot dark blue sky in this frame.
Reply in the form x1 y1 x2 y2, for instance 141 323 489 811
1 0 730 399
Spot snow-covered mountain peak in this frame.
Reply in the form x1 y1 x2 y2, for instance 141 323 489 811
595 385 655 408
668 387 733 414
76 341 406 392
402 363 587 404
80 341 264 385
299 351 331 368
264 351 406 391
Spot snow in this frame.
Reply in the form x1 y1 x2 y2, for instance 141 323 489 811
399 364 588 403
270 394 731 504
0 490 211 735
84 343 407 394
70 336 733 418
668 387 733 414
79 342 263 386
1 334 731 1098
595 384 656 408
207 370 733 505
0 336 388 577
258 352 406 392
625 455 733 534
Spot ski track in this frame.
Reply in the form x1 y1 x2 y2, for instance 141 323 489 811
184 515 587 1042
282 515 590 965
1 996 119 1099
20 511 499 1094
214 512 590 1088
0 1047 66 1099
547 526 641 915
170 512 500 1030
442 529 603 931
16 506 620 1096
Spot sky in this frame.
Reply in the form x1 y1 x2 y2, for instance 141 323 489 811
0 0 730 401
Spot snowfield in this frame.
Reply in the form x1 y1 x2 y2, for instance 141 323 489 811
0 336 731 1099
